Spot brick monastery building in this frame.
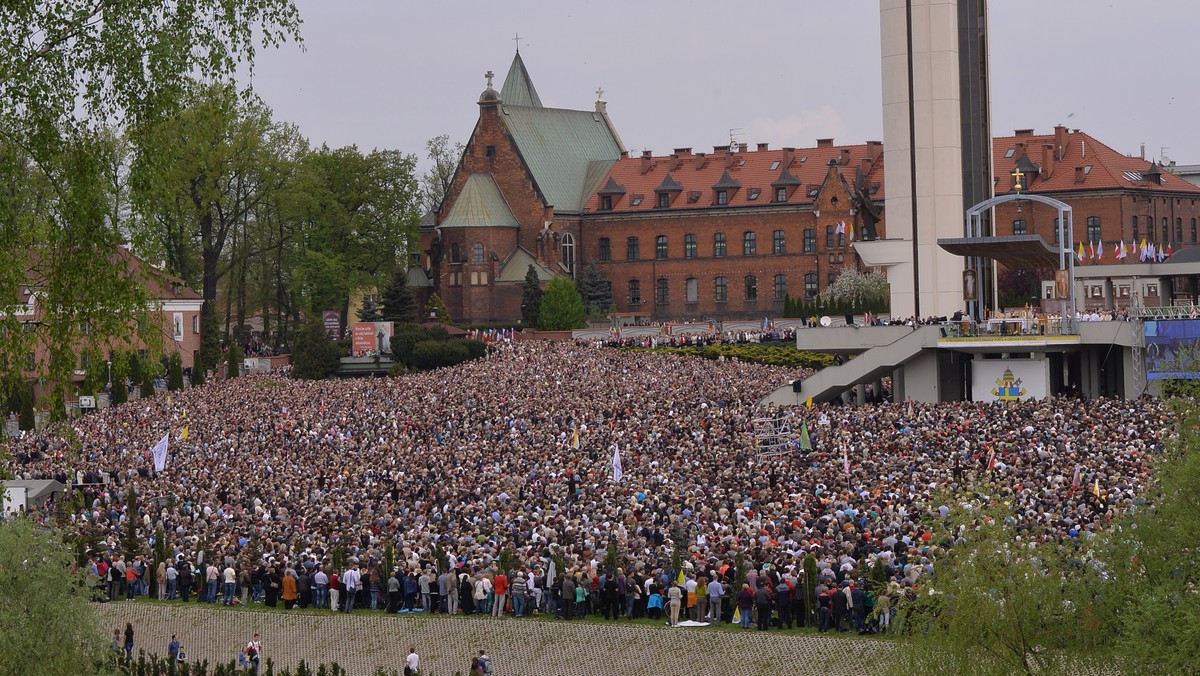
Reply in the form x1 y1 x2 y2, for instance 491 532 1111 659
421 52 1200 324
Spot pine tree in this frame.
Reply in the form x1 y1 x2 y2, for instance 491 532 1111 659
379 268 417 323
521 265 543 326
226 343 243 378
167 352 184 390
356 296 381 323
424 293 450 323
576 260 612 318
18 383 35 430
292 317 341 380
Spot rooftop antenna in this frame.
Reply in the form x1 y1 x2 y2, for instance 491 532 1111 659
729 128 744 149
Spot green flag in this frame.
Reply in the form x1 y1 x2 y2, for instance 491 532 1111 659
799 421 812 450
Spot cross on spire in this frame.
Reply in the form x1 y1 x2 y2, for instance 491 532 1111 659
595 86 604 101
513 33 522 52
485 70 494 89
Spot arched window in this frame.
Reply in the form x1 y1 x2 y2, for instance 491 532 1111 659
1012 219 1026 236
1086 217 1101 242
742 231 757 256
472 242 484 263
826 224 835 248
684 233 697 258
560 233 575 274
655 278 669 305
626 236 640 260
774 274 787 300
713 232 727 257
773 229 786 254
450 242 461 263
803 229 816 253
655 235 668 259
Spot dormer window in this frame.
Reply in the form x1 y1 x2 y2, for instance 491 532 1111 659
775 187 787 202
716 190 728 205
712 170 741 205
658 193 670 208
601 195 613 210
653 172 683 208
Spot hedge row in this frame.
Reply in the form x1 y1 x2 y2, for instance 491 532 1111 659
622 342 834 368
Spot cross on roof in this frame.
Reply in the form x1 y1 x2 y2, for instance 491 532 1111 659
595 87 604 101
485 70 494 89
513 33 522 52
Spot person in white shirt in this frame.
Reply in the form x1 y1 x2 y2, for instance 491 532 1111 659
404 647 419 676
223 565 236 606
342 565 361 613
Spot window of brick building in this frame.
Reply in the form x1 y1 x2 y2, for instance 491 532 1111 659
1086 217 1101 242
774 274 787 300
1013 219 1026 236
560 233 575 274
685 278 698 303
1192 218 1197 243
775 187 787 202
1176 217 1184 242
744 275 758 301
656 278 669 305
450 243 461 263
1132 216 1139 242
773 229 786 254
803 229 816 253
1163 217 1169 242
599 237 611 261
805 272 818 298
657 193 670 208
826 224 835 248
743 231 756 256
684 233 697 258
656 235 668 259
485 145 496 159
600 195 613 211
628 279 641 305
716 190 728 205
714 276 728 302
828 271 837 287
473 242 484 263
714 232 726 257
626 236 640 260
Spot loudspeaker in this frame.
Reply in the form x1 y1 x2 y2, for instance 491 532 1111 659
792 380 803 393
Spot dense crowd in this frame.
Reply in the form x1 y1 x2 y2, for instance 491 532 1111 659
3 341 1171 633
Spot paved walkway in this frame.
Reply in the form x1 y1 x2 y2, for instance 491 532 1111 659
98 602 888 675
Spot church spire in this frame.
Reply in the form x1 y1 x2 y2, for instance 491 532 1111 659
500 49 543 108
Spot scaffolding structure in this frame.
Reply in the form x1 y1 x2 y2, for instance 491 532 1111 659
753 412 797 458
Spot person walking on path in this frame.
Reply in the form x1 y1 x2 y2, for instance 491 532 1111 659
123 623 134 660
404 647 420 676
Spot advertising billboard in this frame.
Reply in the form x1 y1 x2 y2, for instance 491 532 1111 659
1145 319 1200 380
351 321 393 356
322 310 342 340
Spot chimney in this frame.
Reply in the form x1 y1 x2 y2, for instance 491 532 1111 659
782 147 796 168
840 148 851 166
641 150 653 175
670 153 683 171
673 147 692 157
1140 142 1145 160
595 100 607 115
738 143 748 153
866 140 882 165
816 138 834 148
1042 144 1055 179
756 142 769 152
1074 166 1086 184
620 150 629 159
725 147 736 169
1054 125 1067 160
1014 128 1034 136
695 152 709 170
713 145 731 153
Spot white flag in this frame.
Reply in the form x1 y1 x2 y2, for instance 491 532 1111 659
152 432 169 472
611 444 623 483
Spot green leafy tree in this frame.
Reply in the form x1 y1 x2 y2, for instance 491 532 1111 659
1098 397 1200 673
291 317 340 380
0 518 107 675
121 487 142 558
538 276 586 330
521 265 543 326
18 383 36 431
0 0 301 398
576 260 612 318
890 497 1108 676
111 375 128 407
420 134 464 214
379 268 417 323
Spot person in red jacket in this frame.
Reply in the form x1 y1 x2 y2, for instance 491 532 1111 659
491 570 508 617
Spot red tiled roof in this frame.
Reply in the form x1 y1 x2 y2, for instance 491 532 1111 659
584 142 885 213
994 128 1200 195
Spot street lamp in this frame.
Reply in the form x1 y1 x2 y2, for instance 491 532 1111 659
106 360 111 391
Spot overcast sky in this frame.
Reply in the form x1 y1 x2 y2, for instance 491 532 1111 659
243 0 1199 173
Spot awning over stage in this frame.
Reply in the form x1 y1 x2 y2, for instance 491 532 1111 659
937 235 1062 268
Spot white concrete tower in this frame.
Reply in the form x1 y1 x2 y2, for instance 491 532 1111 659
861 0 969 319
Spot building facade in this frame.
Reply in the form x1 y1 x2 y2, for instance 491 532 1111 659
422 51 1200 325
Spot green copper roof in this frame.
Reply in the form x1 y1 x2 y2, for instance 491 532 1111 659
500 52 543 108
496 247 556 283
501 106 622 212
439 173 519 228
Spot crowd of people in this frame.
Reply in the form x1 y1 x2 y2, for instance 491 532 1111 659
2 340 1171 636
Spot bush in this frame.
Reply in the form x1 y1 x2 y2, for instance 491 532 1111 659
291 318 340 380
410 339 470 370
226 343 244 378
623 343 834 369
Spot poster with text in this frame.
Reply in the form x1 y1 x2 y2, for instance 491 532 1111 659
351 321 394 356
